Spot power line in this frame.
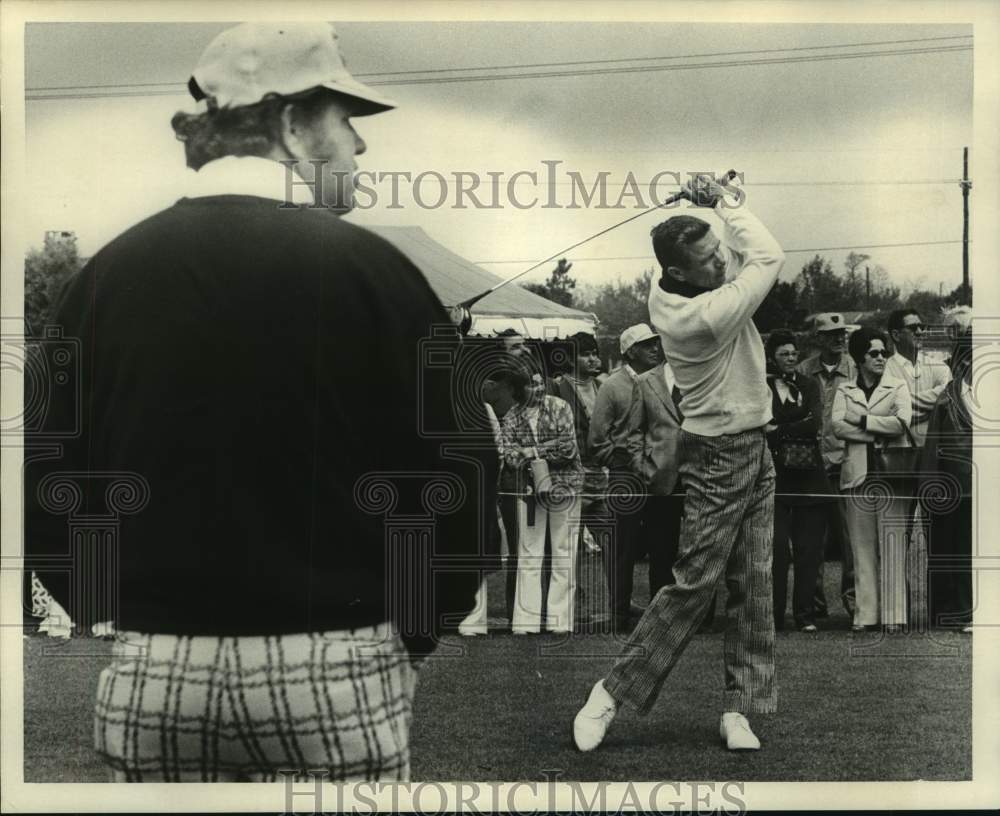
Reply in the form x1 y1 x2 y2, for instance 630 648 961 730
535 178 962 187
25 34 972 92
352 34 973 77
365 45 971 87
474 239 964 265
25 39 972 100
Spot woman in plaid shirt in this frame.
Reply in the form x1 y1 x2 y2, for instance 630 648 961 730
493 362 585 633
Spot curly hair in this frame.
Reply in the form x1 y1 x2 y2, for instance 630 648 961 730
847 326 890 367
170 88 335 170
765 329 798 361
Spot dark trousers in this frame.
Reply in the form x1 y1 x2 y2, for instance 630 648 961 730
927 496 973 627
638 495 683 597
603 500 645 622
773 501 827 628
601 494 681 625
814 468 855 615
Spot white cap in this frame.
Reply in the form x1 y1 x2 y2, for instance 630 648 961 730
813 312 860 333
620 323 659 355
190 23 396 114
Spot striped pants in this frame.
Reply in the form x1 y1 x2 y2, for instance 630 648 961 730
605 427 777 715
94 623 417 782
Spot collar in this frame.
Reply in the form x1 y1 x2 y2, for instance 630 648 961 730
845 372 902 392
185 156 315 206
657 273 712 299
802 352 851 377
660 362 676 392
565 374 597 390
891 351 918 374
624 364 639 381
774 378 798 404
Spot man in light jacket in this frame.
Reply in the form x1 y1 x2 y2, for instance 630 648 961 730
884 308 951 448
573 174 784 752
625 355 695 619
589 324 663 632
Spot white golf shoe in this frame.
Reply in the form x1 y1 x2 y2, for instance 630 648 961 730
719 712 761 751
573 680 617 751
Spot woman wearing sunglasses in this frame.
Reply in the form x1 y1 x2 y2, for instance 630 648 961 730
831 327 913 632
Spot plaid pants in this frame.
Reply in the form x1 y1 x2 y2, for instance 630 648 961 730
94 623 417 782
605 428 777 715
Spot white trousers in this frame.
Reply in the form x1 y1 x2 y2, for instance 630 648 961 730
458 578 489 634
845 493 910 626
512 496 581 633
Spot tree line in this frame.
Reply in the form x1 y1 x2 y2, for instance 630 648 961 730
24 237 971 351
526 251 972 360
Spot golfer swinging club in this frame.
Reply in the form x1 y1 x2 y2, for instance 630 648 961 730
573 173 785 752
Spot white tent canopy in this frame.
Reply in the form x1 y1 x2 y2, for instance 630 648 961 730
366 225 598 339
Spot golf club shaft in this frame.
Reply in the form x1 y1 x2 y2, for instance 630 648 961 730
455 169 739 311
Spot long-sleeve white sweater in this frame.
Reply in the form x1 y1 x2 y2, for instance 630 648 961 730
647 203 785 436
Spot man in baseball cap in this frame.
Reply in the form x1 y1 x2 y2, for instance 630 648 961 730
173 22 395 211
797 312 861 623
26 22 482 782
589 324 663 632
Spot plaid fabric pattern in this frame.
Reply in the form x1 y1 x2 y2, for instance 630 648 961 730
30 571 51 618
605 428 777 715
94 623 417 782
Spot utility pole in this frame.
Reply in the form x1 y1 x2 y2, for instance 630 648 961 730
961 146 971 304
865 265 871 311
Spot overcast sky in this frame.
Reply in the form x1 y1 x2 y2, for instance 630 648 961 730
24 20 974 297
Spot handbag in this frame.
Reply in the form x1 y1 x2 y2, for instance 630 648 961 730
778 439 821 471
529 457 553 497
872 421 920 485
526 422 553 497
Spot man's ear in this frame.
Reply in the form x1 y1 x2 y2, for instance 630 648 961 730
278 103 308 159
664 265 686 283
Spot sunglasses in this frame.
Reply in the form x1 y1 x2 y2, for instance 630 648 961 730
901 323 925 332
866 349 889 359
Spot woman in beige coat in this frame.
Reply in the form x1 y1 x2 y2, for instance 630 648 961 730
832 327 913 631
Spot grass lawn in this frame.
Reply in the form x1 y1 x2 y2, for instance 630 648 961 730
23 559 971 782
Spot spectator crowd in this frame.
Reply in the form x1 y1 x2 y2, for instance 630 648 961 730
466 307 974 638
21 21 976 784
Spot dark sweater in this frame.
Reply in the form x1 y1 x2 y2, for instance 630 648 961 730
766 373 833 505
25 195 484 653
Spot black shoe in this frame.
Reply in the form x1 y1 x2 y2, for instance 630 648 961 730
574 614 602 634
611 615 636 635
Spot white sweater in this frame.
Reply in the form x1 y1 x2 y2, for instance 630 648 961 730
647 204 785 436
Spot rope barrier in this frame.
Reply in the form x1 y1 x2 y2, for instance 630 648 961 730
496 490 961 501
